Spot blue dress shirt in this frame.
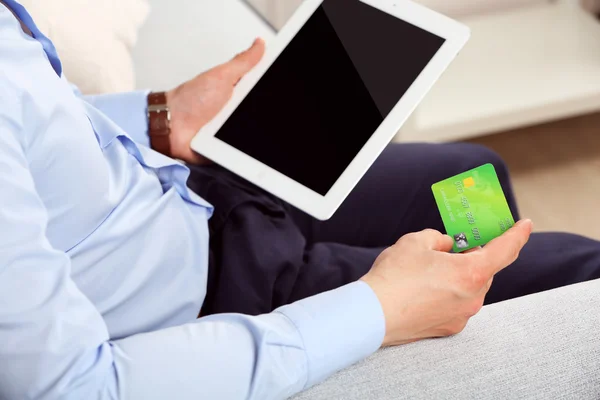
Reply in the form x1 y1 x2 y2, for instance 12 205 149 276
0 1 385 399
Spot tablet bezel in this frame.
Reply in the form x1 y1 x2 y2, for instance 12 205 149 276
191 0 470 220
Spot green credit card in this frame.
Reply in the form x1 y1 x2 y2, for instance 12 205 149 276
431 163 515 253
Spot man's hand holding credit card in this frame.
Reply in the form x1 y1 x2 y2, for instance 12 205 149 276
432 163 516 253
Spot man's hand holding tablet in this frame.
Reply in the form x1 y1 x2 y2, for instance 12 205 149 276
165 38 266 165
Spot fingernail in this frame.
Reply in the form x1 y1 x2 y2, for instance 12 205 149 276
517 219 533 229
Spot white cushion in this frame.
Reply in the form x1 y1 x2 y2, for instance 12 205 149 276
20 0 150 94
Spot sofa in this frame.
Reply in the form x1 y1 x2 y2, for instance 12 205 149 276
293 280 600 400
28 0 600 398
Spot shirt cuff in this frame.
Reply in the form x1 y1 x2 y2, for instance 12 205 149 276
276 281 385 390
83 90 151 147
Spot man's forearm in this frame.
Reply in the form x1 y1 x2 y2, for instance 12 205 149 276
110 282 384 400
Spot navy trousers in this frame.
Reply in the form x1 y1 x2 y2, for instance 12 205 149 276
187 143 600 316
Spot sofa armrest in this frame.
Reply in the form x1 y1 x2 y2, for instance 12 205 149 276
293 279 600 400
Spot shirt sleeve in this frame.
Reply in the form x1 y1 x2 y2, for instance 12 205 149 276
0 108 385 399
82 91 151 147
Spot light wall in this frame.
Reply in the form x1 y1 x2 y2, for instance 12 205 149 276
244 0 551 30
133 0 275 91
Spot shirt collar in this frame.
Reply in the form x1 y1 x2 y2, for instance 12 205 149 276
1 0 63 76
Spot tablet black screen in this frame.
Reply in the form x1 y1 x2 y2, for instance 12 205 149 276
215 0 445 196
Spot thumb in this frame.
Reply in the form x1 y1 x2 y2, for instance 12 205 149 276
473 219 533 275
435 234 455 252
406 229 455 252
225 38 266 83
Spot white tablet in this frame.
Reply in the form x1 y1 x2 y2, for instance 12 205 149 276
191 0 470 220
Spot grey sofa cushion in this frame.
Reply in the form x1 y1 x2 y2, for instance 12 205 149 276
294 279 600 400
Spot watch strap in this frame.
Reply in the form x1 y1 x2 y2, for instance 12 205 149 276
147 92 172 157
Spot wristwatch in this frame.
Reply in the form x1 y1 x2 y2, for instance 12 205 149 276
147 92 172 157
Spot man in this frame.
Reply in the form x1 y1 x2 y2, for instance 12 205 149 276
1 1 599 399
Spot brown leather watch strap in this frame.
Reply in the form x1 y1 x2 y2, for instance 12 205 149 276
147 92 172 157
